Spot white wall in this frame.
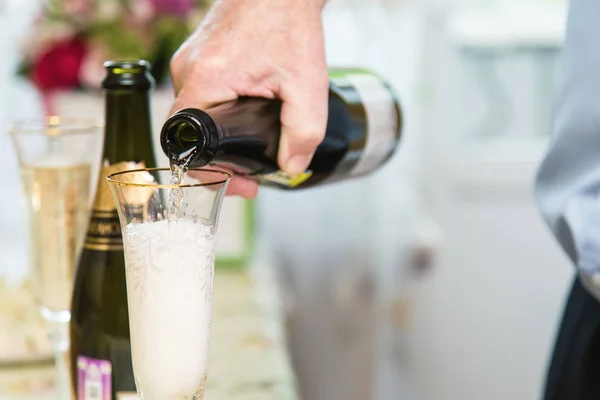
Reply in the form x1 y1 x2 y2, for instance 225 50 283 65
411 3 574 400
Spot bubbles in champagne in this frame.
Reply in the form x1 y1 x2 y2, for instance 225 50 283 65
21 161 91 319
124 218 215 399
170 161 185 185
167 162 187 223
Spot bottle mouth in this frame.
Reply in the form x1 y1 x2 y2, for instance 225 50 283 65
104 59 151 72
102 59 155 90
160 111 207 167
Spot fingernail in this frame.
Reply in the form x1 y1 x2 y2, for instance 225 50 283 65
285 154 311 175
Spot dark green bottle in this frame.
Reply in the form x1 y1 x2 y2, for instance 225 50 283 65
70 60 157 400
160 68 403 189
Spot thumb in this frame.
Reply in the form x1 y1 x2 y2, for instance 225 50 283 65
277 78 329 175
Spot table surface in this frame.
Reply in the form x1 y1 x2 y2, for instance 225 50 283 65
0 270 298 400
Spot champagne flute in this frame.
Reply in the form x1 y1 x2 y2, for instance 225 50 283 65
10 116 102 400
107 168 230 400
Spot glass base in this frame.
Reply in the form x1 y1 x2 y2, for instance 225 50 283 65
47 319 70 400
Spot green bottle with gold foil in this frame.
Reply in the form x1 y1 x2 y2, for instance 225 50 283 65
70 60 157 400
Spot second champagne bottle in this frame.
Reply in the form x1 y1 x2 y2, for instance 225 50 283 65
160 68 403 189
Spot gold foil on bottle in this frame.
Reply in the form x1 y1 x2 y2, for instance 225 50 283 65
118 171 156 208
92 160 147 212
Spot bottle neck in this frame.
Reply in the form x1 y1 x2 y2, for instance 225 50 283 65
103 90 156 166
161 99 281 170
160 108 220 168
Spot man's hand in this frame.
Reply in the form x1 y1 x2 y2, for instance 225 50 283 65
170 0 329 199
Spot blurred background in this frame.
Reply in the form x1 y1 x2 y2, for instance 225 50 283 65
0 0 576 399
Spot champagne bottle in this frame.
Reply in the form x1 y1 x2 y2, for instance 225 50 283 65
160 68 402 189
70 60 157 400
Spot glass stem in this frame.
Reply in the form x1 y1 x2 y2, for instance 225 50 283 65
50 320 71 400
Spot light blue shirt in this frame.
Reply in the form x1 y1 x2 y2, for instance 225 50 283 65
535 0 600 298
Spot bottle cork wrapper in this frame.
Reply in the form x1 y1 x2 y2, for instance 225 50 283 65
93 161 154 212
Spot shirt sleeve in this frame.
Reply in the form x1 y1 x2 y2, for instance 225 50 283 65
535 0 600 300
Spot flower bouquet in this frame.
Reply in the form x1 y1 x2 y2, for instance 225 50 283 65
17 0 210 93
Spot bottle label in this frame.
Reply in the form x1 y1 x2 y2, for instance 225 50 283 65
84 160 146 251
84 210 123 251
77 356 112 400
344 73 400 177
260 169 314 188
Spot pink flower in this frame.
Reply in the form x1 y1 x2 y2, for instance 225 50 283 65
130 0 156 24
63 0 93 17
150 0 193 17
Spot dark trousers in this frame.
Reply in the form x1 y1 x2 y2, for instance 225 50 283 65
543 277 600 400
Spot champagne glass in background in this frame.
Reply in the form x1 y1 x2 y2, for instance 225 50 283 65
9 117 102 399
107 168 230 400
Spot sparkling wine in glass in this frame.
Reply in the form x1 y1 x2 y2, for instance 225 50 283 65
107 167 230 400
10 116 102 399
